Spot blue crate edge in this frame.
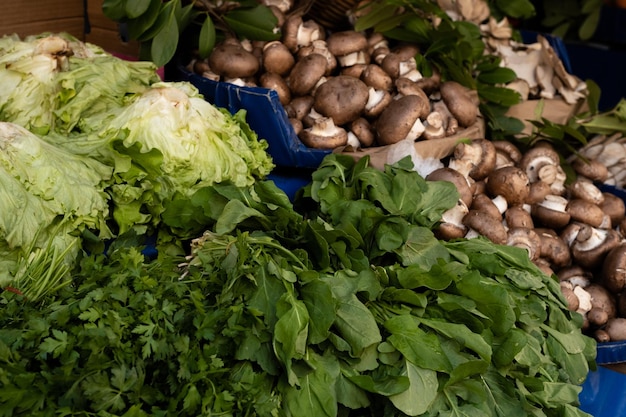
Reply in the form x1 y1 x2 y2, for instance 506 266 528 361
175 65 331 169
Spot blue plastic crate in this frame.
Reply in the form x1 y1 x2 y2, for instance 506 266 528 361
175 65 331 169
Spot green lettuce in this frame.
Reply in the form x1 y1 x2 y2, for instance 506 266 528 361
0 33 159 136
0 122 112 294
96 81 275 234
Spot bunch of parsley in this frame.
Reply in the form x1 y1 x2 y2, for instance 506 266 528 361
0 154 595 416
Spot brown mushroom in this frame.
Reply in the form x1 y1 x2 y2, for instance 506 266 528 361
560 281 580 312
571 156 609 183
313 75 369 126
486 165 530 206
297 39 337 75
536 228 571 268
605 318 626 341
493 140 522 168
439 81 479 128
570 226 621 269
422 111 446 140
284 95 314 120
568 178 604 205
531 194 571 229
394 77 431 119
375 95 425 145
208 40 260 79
282 15 323 52
435 200 469 240
349 117 375 147
363 87 393 119
600 192 626 228
448 139 497 181
380 44 420 79
505 205 534 229
426 167 474 208
586 284 617 326
360 64 393 91
288 53 328 96
463 209 507 245
262 41 295 75
259 72 291 106
471 193 503 220
298 116 348 149
527 181 553 205
326 30 369 67
519 144 566 195
566 198 606 228
602 243 626 293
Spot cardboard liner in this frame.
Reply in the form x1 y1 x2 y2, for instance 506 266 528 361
337 117 486 170
505 97 588 136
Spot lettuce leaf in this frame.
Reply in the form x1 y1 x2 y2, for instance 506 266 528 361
0 122 112 288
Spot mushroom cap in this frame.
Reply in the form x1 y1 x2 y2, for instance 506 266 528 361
282 14 304 51
288 53 328 96
262 41 295 75
531 195 571 229
571 157 609 182
602 242 626 293
350 117 375 147
486 166 530 205
586 283 617 321
439 81 479 127
462 209 507 245
326 30 368 57
519 144 561 183
505 205 534 229
395 77 431 119
568 179 604 205
375 95 423 146
208 42 260 79
470 193 502 220
566 198 606 228
527 181 552 204
600 192 626 228
605 318 626 342
426 167 474 207
298 116 348 149
493 140 522 167
313 75 369 126
536 228 571 268
361 64 393 91
284 95 314 120
260 72 291 106
450 139 497 181
571 227 621 269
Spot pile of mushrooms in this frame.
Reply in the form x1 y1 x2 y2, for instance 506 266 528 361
188 6 481 150
425 138 626 342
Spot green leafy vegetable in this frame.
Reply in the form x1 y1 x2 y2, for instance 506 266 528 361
0 122 112 294
0 154 595 416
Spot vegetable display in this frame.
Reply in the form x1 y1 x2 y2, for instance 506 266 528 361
0 33 274 292
0 154 595 416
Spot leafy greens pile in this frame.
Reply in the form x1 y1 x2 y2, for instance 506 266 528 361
0 154 596 417
0 33 274 294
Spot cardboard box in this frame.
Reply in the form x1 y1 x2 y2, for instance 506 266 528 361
0 0 139 58
505 97 588 136
0 0 84 39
